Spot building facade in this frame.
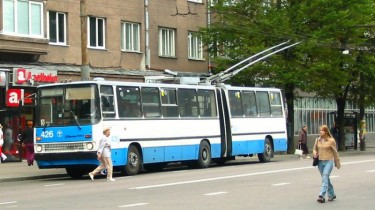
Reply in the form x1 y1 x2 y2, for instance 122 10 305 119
0 0 210 160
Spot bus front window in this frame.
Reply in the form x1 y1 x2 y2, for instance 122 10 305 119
37 85 100 126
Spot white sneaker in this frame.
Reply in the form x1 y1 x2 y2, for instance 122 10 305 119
107 178 116 182
89 173 94 180
306 156 311 159
1 154 7 161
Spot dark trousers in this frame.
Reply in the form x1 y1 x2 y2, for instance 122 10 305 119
301 143 309 154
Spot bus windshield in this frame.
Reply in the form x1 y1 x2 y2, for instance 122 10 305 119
36 84 100 126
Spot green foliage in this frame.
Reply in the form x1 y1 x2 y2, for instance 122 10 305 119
200 0 375 97
200 0 375 151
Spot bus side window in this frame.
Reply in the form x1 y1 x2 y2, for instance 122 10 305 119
242 91 257 117
256 91 271 116
270 92 283 116
142 87 161 118
228 90 243 117
161 88 178 118
100 86 115 118
197 89 217 117
178 89 198 117
117 86 142 118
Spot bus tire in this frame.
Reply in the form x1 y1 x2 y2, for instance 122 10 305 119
124 145 141 176
196 141 211 168
66 167 86 179
258 137 273 163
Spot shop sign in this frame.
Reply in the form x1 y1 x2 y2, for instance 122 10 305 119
6 89 24 107
23 91 34 105
13 68 58 86
0 72 6 86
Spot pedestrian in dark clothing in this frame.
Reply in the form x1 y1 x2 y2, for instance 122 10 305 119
20 121 34 166
330 122 339 149
298 125 310 159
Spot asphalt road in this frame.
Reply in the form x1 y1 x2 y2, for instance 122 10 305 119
1 153 374 209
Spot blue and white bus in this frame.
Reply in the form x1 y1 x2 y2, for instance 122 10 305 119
33 80 287 178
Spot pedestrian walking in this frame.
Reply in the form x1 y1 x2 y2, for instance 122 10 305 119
0 123 8 163
298 125 310 159
20 121 35 166
313 125 341 203
88 127 115 181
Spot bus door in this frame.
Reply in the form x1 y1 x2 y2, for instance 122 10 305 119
216 88 232 157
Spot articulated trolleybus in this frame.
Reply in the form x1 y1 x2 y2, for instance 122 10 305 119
34 42 296 178
34 81 287 178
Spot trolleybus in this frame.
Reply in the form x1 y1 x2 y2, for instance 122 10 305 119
33 80 288 178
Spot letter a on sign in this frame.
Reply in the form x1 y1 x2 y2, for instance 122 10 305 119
6 89 24 107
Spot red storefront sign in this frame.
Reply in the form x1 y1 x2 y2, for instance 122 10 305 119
13 68 58 86
6 89 24 107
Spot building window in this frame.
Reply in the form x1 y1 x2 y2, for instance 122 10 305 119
48 11 66 45
159 28 176 57
188 32 203 60
88 16 105 49
121 22 140 52
2 0 43 37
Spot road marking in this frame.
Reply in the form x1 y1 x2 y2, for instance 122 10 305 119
272 182 290 186
129 159 375 190
129 166 313 189
204 191 228 196
365 170 375 173
118 203 148 208
44 183 65 187
0 201 17 205
342 160 375 165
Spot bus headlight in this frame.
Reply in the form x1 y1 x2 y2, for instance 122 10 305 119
36 145 43 152
86 142 94 150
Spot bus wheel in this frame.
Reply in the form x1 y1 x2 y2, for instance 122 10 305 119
66 167 86 179
196 141 211 168
258 137 273 163
123 145 141 176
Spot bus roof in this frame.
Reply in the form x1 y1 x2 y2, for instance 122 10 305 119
37 80 282 92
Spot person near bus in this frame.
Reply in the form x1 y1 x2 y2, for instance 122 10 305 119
20 121 35 166
298 125 310 159
88 127 115 181
2 122 13 155
0 123 8 163
313 125 341 203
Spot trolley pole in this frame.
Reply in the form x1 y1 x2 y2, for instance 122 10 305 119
80 0 90 81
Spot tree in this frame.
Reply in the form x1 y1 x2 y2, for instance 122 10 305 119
295 0 375 151
201 0 375 152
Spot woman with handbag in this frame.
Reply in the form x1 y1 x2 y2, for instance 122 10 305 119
313 125 341 203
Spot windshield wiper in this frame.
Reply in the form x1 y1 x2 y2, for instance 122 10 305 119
70 110 82 130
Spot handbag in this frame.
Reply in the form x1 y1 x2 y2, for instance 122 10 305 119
294 143 303 155
312 138 319 166
312 156 319 166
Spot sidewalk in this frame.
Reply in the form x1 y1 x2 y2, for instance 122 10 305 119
1 147 374 183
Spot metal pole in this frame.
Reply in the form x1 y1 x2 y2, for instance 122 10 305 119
80 0 90 81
